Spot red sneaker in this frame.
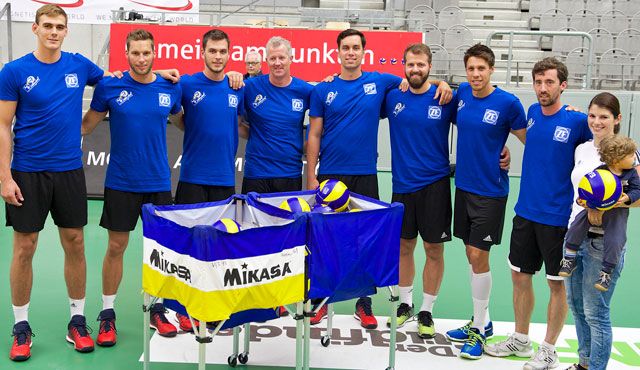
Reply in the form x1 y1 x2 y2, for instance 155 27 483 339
149 304 177 337
9 321 33 361
66 315 95 352
176 313 199 333
354 297 378 329
96 309 117 347
310 304 328 325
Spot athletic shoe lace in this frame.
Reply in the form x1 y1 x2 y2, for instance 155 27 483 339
598 271 610 284
397 303 411 317
466 329 483 347
533 345 554 363
100 318 116 333
561 259 573 269
417 311 433 326
359 299 373 316
70 321 93 337
11 328 34 346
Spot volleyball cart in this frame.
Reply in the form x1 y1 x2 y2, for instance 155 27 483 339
247 190 404 370
140 195 308 370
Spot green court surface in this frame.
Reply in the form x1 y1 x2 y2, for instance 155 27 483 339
0 174 638 370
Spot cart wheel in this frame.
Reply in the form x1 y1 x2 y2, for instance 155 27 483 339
238 352 249 364
227 355 238 367
321 336 330 347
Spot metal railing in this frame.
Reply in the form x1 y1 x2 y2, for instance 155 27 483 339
1 2 12 62
486 30 594 89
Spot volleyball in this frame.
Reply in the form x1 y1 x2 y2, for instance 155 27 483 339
577 169 622 211
311 204 334 213
316 179 350 212
213 218 242 233
279 197 311 213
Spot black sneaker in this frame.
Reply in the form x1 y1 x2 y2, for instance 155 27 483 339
558 257 577 277
386 303 414 328
594 271 611 292
417 311 435 338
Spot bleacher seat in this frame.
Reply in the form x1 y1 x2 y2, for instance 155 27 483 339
569 9 598 32
443 24 474 51
565 47 594 87
429 44 449 79
558 0 585 15
432 0 459 13
448 44 471 82
540 9 568 30
597 47 633 88
599 10 629 35
615 28 640 55
422 23 443 45
585 0 613 14
437 6 465 30
529 0 556 15
405 0 432 12
630 13 640 30
588 27 615 54
408 5 436 30
614 0 640 15
552 27 585 53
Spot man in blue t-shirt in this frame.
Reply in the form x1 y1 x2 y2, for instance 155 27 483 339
444 44 527 360
485 58 591 369
241 36 313 194
381 43 457 337
0 5 108 359
306 29 452 329
82 29 182 347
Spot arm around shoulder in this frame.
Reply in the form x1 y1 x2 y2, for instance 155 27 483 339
82 109 108 136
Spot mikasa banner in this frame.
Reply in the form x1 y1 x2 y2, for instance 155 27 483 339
8 0 200 24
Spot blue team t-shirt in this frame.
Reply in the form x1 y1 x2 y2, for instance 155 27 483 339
243 75 313 179
180 73 244 187
383 85 456 193
454 82 527 197
0 52 103 172
310 71 402 175
515 104 591 226
90 72 181 192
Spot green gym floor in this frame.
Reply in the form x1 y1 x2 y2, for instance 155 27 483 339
1 174 638 370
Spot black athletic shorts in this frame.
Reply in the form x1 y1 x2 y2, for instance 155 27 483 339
175 181 235 204
5 168 87 233
508 215 567 279
391 176 452 242
241 177 302 194
317 174 379 200
453 188 507 251
100 187 173 232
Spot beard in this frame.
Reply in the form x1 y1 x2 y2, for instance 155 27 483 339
407 71 429 89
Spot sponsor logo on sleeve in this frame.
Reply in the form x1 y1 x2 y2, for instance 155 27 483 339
527 118 535 130
457 99 465 111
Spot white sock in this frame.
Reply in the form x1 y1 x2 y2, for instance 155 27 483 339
514 332 530 343
471 271 492 334
69 298 85 317
102 294 116 310
13 303 29 324
399 286 413 306
541 341 555 352
420 293 437 313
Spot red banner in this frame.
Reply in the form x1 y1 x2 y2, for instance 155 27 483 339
109 24 422 81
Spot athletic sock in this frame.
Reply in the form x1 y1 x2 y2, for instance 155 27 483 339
399 286 413 306
565 249 577 258
69 297 85 318
541 341 555 352
420 293 437 313
102 294 116 310
514 332 530 343
13 303 29 324
471 271 492 334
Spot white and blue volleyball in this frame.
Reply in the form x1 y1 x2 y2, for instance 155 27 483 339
311 204 334 213
577 169 622 211
279 197 311 213
315 179 350 212
213 218 242 233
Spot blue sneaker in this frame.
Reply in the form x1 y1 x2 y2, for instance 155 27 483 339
445 317 493 342
459 328 486 360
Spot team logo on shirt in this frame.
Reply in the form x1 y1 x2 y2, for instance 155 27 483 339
363 83 377 95
292 99 303 112
228 94 239 108
158 93 171 107
325 91 338 106
428 106 442 119
457 99 465 111
393 103 405 117
23 76 40 92
482 109 500 125
191 91 205 105
65 73 79 88
116 90 133 105
553 126 571 143
527 118 535 130
252 94 267 108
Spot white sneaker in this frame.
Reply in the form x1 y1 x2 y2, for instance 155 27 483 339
524 345 560 370
484 333 534 357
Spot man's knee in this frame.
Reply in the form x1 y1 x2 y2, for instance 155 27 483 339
400 238 417 257
424 242 444 262
13 232 38 262
547 279 566 295
512 270 533 289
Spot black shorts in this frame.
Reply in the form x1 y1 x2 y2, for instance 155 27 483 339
508 215 567 279
5 168 87 233
241 177 302 194
391 176 452 242
100 187 173 232
175 181 235 204
317 174 379 200
453 188 507 251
